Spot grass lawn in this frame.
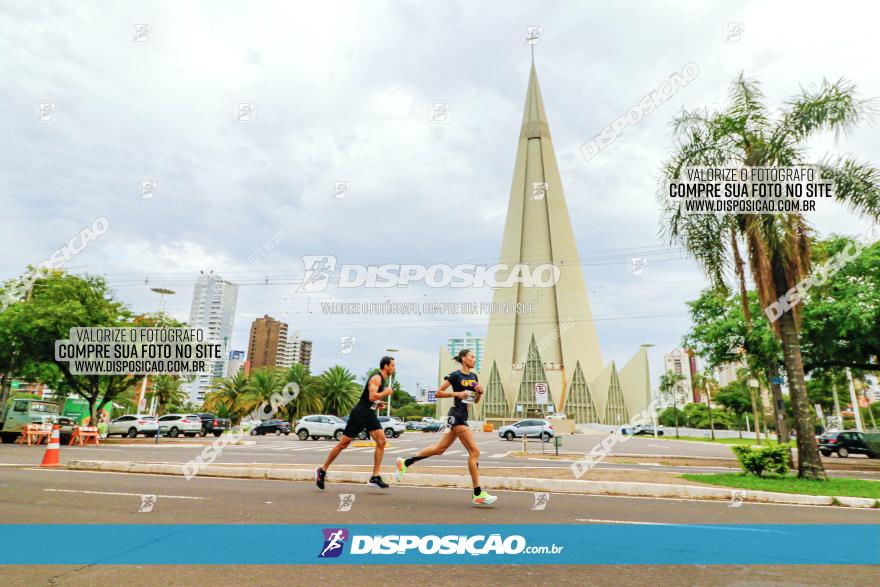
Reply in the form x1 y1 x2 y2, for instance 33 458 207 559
663 436 794 448
680 473 880 500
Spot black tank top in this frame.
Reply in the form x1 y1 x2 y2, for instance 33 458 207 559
356 373 386 410
445 370 478 411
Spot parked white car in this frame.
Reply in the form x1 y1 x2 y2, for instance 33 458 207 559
295 415 347 441
158 414 203 437
377 416 406 438
107 414 158 438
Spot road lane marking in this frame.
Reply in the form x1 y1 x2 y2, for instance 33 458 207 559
487 452 510 458
44 488 204 500
575 519 780 533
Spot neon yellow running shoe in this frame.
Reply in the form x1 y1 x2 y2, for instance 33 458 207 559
472 490 497 505
395 457 407 482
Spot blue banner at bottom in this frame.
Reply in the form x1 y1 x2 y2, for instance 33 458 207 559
0 525 877 565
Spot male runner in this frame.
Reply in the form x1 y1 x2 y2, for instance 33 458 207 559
315 355 395 489
394 349 497 505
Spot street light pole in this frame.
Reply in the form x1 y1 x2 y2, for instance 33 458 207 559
385 347 399 417
148 288 175 444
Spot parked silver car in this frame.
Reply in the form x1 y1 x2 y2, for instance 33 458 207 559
498 419 554 442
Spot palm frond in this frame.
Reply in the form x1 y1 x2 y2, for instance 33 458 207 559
818 155 880 220
774 77 876 144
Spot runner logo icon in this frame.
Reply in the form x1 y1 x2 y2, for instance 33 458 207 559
319 528 349 558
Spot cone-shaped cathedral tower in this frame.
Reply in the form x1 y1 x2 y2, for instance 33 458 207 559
437 62 651 423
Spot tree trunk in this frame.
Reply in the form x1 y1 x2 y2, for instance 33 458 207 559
777 310 827 479
0 373 11 428
673 402 679 438
704 382 716 440
749 386 762 445
87 396 98 426
731 228 765 445
767 361 788 442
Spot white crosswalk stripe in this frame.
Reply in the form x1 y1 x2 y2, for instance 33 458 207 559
386 448 411 454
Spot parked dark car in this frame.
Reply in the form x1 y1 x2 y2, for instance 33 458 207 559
196 413 231 437
250 419 290 436
421 421 442 433
818 431 878 458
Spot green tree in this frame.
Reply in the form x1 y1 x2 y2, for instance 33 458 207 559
661 73 880 479
204 371 249 423
716 381 754 437
659 370 686 437
692 370 719 438
393 403 436 419
238 368 288 419
0 271 146 424
148 375 188 416
316 365 359 416
284 363 322 421
800 236 880 372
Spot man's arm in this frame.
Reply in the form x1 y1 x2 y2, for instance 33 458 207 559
368 374 394 402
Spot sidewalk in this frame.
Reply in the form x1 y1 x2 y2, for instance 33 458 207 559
66 459 879 509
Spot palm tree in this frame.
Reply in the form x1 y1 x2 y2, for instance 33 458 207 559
238 368 288 420
692 370 719 440
284 363 322 422
659 370 686 438
204 371 249 423
660 73 880 479
148 375 188 416
317 365 360 416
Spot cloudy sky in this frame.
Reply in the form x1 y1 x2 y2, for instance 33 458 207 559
2 0 878 394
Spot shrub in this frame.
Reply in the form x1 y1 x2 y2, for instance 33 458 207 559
731 444 790 477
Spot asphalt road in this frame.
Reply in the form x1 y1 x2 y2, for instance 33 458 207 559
1 466 877 585
2 432 878 479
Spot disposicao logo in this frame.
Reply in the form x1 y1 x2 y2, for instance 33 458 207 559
318 528 349 558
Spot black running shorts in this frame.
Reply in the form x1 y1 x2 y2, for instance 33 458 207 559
343 406 381 438
446 406 469 429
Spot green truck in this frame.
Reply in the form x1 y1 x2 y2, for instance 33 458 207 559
0 397 92 443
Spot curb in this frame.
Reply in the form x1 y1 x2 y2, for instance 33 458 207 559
66 460 878 509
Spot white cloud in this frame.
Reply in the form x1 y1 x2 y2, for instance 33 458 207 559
2 0 878 394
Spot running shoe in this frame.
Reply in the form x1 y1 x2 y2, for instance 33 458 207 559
472 490 497 505
315 466 326 490
394 457 408 482
367 475 389 489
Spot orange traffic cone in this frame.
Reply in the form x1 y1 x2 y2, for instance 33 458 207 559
40 425 62 467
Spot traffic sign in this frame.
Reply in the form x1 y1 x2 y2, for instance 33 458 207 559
535 382 548 405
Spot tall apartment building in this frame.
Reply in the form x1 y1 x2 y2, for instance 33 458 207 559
185 272 238 405
662 348 697 407
446 331 484 372
247 315 289 370
298 339 312 368
274 330 312 369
